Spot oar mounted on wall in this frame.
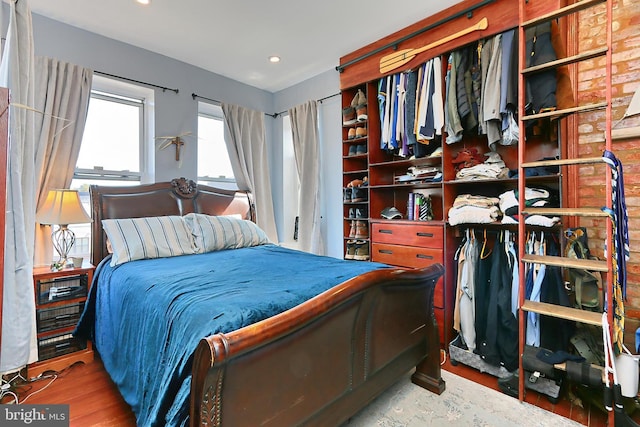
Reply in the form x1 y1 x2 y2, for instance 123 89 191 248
379 17 489 74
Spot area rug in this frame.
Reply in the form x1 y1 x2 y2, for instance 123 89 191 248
345 369 582 427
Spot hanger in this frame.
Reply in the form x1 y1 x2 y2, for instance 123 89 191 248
480 228 492 259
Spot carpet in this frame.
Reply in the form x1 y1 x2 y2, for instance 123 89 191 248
345 369 582 427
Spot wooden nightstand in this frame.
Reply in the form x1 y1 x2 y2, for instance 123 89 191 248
28 264 95 378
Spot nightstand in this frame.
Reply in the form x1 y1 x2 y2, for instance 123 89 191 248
28 264 95 378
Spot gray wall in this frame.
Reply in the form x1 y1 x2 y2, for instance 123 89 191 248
25 12 344 258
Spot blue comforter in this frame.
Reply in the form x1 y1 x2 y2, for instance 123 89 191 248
75 244 388 426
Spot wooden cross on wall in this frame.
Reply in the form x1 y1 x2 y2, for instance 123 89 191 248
171 137 184 161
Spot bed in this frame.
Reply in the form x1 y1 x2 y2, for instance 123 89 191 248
77 177 445 426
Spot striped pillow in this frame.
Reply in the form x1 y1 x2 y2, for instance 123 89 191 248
102 216 196 266
184 213 271 253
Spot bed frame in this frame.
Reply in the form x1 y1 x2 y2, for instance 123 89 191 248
90 177 445 426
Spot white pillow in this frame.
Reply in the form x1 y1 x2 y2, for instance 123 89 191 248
184 213 271 253
102 216 196 266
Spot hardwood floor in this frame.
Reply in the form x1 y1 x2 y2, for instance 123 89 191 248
5 355 639 426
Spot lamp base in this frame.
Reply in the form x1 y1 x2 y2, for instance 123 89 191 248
52 224 76 266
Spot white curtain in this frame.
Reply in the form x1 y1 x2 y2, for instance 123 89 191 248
288 101 324 254
221 103 277 242
33 57 93 266
0 0 38 373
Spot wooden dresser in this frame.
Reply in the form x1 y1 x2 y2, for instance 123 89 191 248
370 221 446 345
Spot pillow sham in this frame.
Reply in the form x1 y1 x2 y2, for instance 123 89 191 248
184 213 271 253
102 215 196 266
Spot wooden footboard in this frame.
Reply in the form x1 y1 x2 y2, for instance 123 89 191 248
190 263 445 426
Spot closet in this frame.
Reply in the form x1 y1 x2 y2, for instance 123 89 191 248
340 1 621 417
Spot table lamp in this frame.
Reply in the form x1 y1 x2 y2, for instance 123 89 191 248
36 189 92 266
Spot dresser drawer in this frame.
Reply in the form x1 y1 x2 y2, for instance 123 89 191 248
372 243 443 308
372 223 443 248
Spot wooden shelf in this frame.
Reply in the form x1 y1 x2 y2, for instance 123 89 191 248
522 102 608 122
521 300 603 327
521 47 608 75
522 254 608 272
522 157 604 168
521 0 606 28
522 207 608 217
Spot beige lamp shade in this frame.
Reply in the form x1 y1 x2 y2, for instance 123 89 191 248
36 189 92 225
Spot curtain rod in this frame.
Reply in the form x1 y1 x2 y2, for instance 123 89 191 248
95 71 179 94
192 92 340 118
336 0 496 73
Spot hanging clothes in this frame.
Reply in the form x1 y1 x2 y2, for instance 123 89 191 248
474 229 494 350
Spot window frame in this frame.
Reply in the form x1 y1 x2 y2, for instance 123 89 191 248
197 102 237 189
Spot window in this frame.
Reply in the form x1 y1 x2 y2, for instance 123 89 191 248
197 102 236 189
281 114 300 247
67 76 154 260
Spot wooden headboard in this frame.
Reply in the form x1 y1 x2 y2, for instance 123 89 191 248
89 177 255 266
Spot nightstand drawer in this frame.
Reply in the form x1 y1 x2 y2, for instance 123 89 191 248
36 274 88 305
37 301 85 333
38 332 87 361
371 242 443 268
372 223 443 248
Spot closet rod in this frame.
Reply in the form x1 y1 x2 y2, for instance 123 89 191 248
336 0 495 73
95 71 179 94
192 92 340 119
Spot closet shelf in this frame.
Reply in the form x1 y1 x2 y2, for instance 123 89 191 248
522 102 607 122
522 207 608 217
521 0 606 29
521 156 604 168
522 254 608 272
521 47 608 75
521 300 603 327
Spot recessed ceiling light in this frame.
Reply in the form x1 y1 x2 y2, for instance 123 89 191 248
269 56 281 63
137 0 151 5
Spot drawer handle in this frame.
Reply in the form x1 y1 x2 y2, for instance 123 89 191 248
417 232 434 237
55 342 71 349
416 254 434 260
54 314 72 320
379 229 393 234
378 249 393 255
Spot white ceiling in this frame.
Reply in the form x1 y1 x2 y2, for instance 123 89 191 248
26 0 462 93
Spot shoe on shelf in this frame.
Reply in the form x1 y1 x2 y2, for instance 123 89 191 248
352 187 368 202
347 128 356 140
354 240 370 261
381 206 403 219
348 220 357 238
356 105 368 122
355 207 367 219
345 240 357 260
354 220 369 239
355 126 367 138
348 208 355 219
350 89 367 108
343 187 352 202
356 144 367 155
347 178 363 188
343 106 356 126
348 145 358 156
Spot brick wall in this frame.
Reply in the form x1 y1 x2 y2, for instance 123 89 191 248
577 0 640 348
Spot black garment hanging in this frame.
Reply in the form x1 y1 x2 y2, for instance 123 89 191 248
478 234 519 371
474 230 493 351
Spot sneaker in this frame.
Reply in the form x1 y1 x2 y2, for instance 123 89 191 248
343 107 356 126
354 220 369 239
345 240 357 260
356 144 367 155
350 89 367 108
354 240 370 261
348 208 355 219
381 206 403 219
343 187 352 202
352 187 368 202
348 145 358 156
356 104 368 122
347 128 356 140
349 220 357 238
355 126 367 138
355 207 367 219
